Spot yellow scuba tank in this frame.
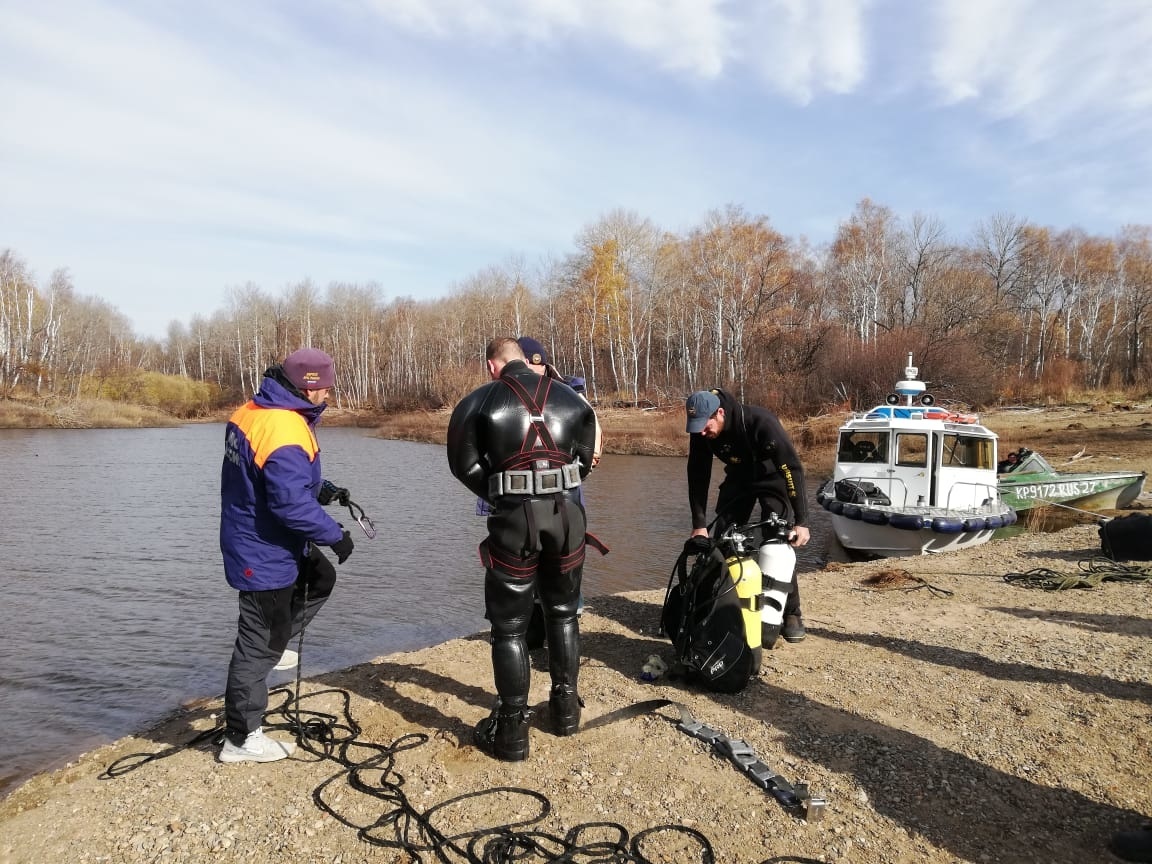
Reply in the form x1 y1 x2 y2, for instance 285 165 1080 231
724 554 762 651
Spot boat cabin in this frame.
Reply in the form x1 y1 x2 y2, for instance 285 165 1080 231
834 418 998 511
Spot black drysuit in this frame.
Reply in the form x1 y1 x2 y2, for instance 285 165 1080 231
687 388 809 615
447 360 598 709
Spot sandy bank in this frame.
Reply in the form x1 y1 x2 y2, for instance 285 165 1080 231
2 522 1151 864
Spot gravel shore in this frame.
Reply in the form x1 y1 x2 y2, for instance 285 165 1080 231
2 520 1150 864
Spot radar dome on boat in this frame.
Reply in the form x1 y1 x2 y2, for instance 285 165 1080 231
893 353 927 399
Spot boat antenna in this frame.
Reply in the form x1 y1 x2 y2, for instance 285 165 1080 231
886 352 934 407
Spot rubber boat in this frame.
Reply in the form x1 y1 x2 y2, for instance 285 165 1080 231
997 448 1146 513
816 354 1018 558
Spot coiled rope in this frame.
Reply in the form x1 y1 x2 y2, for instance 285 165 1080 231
1003 556 1152 590
101 680 728 863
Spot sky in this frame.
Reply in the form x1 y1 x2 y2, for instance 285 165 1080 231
2 0 1151 339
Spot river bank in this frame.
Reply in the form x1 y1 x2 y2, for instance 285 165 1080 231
5 393 1150 480
3 399 1150 863
2 520 1150 864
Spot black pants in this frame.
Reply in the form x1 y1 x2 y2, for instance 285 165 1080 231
224 546 336 742
483 493 586 704
713 492 802 617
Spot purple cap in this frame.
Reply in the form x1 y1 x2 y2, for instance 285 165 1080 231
283 348 335 390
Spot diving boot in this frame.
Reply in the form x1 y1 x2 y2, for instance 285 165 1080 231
782 614 806 643
474 700 531 762
548 684 583 736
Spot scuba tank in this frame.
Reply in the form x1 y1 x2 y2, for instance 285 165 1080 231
724 553 762 652
756 516 796 649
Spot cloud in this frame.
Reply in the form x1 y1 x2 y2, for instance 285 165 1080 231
358 0 870 97
362 0 732 77
3 0 1151 338
929 0 1152 131
736 0 869 102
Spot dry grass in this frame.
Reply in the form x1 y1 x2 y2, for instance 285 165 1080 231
0 397 179 429
371 405 692 456
859 568 918 589
368 400 1146 480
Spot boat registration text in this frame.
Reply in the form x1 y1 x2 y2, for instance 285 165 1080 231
1012 480 1101 500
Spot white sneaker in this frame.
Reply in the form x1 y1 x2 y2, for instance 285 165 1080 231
218 728 296 763
274 649 299 671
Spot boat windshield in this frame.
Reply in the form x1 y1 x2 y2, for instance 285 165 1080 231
837 431 890 463
940 433 995 470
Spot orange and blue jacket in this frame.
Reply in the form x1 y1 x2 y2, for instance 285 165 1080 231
220 376 343 591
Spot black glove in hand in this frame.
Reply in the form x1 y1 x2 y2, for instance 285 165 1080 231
330 530 354 564
318 480 351 506
684 535 712 554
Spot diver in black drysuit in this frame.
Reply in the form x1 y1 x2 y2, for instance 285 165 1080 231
687 388 810 623
447 354 599 761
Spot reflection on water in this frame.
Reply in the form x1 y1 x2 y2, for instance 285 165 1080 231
0 425 834 797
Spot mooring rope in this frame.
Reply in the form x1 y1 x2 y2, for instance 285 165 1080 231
1003 556 1152 590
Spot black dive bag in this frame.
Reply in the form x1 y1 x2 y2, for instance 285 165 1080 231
660 536 761 694
1099 513 1152 561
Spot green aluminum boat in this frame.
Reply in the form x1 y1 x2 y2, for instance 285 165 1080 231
997 448 1146 512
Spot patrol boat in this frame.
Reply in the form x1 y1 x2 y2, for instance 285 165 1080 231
816 354 1017 557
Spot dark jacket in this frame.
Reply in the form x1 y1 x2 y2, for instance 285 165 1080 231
220 369 344 591
447 360 597 502
687 388 808 530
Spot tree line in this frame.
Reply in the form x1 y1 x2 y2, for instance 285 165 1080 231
4 199 1151 419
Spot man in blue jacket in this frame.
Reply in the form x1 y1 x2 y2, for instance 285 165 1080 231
218 348 354 763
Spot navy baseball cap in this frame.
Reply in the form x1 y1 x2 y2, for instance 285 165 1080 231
564 375 586 393
685 390 720 434
516 337 548 366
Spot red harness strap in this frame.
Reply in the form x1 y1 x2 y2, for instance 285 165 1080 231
499 373 569 470
479 533 606 577
478 538 539 577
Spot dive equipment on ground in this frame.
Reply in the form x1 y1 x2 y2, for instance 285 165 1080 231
671 701 826 822
1100 512 1152 561
661 520 771 693
614 698 826 821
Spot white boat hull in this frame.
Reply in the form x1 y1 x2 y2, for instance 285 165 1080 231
828 513 997 557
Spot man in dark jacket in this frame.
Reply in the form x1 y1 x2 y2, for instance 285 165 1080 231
685 388 810 642
447 337 598 761
218 348 355 763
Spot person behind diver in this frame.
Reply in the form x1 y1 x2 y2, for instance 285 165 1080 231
447 337 599 761
685 388 810 646
217 348 355 763
515 336 603 648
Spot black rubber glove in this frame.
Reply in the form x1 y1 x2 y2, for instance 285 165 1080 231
318 480 351 506
330 530 354 564
684 535 712 554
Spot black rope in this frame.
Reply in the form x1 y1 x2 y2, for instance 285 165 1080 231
99 639 731 863
105 691 721 862
100 575 814 862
